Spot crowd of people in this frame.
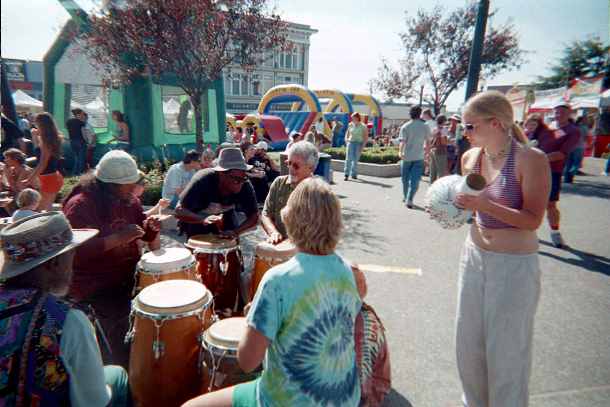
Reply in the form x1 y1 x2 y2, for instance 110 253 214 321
0 88 608 407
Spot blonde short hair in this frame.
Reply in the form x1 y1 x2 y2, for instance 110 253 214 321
463 90 528 144
281 178 342 255
16 188 41 209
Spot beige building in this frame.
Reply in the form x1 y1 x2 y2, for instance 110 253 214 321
224 22 317 114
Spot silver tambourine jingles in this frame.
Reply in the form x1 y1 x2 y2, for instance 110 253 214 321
425 173 487 229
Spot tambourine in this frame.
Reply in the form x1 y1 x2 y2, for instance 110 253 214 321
425 174 486 229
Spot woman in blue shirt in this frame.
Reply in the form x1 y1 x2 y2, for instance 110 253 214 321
184 178 363 407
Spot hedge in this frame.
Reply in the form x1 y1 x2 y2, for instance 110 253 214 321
57 167 164 207
323 146 400 164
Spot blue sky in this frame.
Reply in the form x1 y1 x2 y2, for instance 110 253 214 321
1 0 608 110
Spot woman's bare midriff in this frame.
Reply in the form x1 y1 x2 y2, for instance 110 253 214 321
469 223 539 254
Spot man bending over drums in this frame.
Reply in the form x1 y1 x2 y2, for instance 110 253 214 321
183 178 363 407
175 147 259 239
0 213 131 406
261 140 318 244
62 151 161 368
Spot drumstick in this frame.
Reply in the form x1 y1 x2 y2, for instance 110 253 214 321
357 264 422 276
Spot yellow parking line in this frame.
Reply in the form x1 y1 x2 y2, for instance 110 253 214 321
358 264 422 276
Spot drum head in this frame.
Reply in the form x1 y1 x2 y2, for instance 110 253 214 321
204 317 248 350
135 280 211 315
186 234 238 251
255 239 297 260
138 248 194 273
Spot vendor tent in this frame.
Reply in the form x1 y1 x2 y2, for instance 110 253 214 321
12 90 43 109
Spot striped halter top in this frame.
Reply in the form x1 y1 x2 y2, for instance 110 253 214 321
473 138 523 229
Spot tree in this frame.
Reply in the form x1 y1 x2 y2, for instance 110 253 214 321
537 38 609 90
372 3 525 114
78 0 288 149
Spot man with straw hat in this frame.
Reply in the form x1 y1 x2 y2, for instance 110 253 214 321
176 147 259 239
0 212 131 406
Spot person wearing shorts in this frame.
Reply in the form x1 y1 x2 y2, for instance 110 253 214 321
533 103 580 248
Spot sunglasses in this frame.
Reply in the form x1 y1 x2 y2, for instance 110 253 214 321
464 123 478 131
229 174 249 184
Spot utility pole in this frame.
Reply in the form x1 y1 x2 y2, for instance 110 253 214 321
464 0 490 102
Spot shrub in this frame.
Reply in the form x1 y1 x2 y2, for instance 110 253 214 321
55 168 165 207
324 146 400 164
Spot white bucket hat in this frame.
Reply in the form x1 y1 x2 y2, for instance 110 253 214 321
0 212 98 280
255 141 269 151
95 150 140 184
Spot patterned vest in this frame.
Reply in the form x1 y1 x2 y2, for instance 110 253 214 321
0 288 71 407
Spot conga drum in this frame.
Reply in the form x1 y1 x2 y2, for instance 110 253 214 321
126 280 214 407
200 317 261 392
186 234 243 314
250 239 296 301
134 247 198 293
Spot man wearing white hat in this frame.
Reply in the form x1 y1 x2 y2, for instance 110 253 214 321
0 213 131 406
176 147 259 239
62 150 161 367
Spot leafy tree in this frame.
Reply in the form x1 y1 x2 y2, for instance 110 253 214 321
78 0 288 149
537 38 609 90
372 2 525 114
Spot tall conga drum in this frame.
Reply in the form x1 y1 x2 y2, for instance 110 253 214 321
200 317 261 393
186 234 243 314
126 280 214 407
250 239 296 301
134 247 198 293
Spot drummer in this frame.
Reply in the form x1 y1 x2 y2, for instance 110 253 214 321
261 140 319 244
183 178 363 407
62 150 161 368
175 147 259 239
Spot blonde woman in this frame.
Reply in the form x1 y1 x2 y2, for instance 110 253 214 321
184 178 363 407
454 91 550 407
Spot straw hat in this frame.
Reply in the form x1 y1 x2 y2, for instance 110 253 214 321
0 212 98 280
212 147 252 171
95 150 140 184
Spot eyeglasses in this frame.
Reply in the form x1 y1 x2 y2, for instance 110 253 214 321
285 160 301 170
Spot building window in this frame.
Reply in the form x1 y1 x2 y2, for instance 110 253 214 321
241 74 249 96
252 74 261 96
232 74 241 96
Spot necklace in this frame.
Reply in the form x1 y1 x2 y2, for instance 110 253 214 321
483 136 512 162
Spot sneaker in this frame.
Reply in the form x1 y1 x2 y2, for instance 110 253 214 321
550 231 566 248
352 175 358 180
406 200 413 209
344 175 349 181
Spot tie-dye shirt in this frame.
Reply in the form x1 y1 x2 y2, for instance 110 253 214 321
247 252 362 406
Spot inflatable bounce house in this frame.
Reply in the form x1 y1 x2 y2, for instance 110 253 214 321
45 0 226 166
258 85 382 148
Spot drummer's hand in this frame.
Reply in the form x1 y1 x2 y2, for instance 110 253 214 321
267 231 283 245
244 302 252 316
143 216 161 233
157 198 171 209
202 214 223 226
119 224 145 242
218 230 237 240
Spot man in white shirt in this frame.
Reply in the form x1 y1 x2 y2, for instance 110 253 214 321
0 212 130 407
399 106 432 208
162 150 202 208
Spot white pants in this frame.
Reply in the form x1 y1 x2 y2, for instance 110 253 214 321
456 238 541 407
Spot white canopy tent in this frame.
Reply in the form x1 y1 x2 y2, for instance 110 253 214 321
12 90 43 110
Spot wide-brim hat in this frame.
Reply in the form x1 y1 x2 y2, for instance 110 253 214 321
213 147 252 171
0 212 98 280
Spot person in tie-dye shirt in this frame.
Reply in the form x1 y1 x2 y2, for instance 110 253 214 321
184 178 362 407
